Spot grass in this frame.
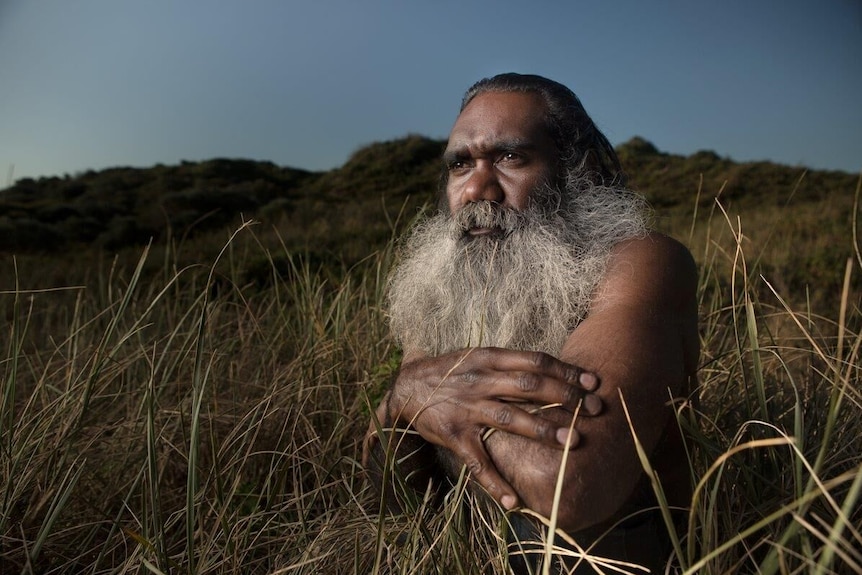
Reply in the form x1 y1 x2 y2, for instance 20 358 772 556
1 177 861 574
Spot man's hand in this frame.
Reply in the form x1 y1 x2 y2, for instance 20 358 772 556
384 347 602 510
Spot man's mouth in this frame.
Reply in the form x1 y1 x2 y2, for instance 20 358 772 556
454 203 519 240
468 226 494 236
466 226 506 239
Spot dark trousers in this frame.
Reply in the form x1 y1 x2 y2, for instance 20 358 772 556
504 512 671 574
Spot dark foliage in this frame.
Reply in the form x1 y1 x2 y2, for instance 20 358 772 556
616 137 857 211
1 136 858 301
0 159 318 252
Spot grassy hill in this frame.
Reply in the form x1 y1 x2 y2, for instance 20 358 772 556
0 136 443 255
2 134 858 307
2 135 856 251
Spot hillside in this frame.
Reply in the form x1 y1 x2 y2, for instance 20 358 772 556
0 136 445 259
2 136 857 255
1 136 859 309
616 137 855 210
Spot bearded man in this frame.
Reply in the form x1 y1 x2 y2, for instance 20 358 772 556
363 73 699 573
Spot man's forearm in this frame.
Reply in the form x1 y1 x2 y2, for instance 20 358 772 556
481 403 656 532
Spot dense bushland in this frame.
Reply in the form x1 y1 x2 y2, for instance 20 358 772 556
2 135 857 295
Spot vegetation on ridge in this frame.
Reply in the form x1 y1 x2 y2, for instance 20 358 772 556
2 135 857 251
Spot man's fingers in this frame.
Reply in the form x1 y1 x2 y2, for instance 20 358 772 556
486 370 602 415
465 348 601 408
454 440 520 510
476 400 583 448
480 348 585 381
577 371 599 391
581 393 603 415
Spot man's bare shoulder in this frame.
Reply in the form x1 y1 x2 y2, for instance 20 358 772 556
577 232 700 379
593 232 697 313
609 231 696 275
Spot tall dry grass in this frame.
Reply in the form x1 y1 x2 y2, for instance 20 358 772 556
1 180 861 574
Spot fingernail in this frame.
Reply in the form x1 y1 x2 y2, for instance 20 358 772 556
501 495 517 510
579 372 598 390
584 394 602 415
556 427 578 447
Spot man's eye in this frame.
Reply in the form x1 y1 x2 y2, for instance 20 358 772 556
498 152 523 163
448 160 467 171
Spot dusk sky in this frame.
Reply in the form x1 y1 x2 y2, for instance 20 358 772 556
1 0 860 186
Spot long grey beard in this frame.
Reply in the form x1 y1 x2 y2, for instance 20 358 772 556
387 181 649 356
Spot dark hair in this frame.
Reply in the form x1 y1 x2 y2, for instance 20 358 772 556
458 73 626 187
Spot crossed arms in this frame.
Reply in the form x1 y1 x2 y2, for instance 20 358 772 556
364 232 699 533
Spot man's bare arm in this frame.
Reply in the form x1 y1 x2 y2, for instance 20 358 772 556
482 233 699 531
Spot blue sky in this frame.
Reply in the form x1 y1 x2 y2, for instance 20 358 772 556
1 0 860 185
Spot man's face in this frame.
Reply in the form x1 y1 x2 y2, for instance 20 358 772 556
443 91 558 227
389 92 648 354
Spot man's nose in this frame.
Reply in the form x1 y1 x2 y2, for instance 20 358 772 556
462 164 504 205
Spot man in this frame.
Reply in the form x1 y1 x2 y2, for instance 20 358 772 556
363 73 699 573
